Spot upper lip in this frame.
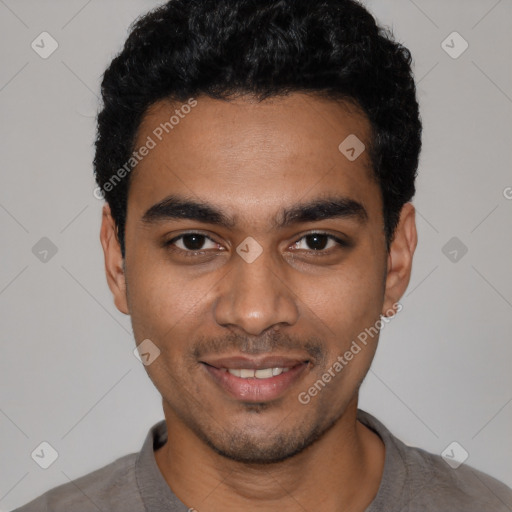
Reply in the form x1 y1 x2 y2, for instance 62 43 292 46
200 355 309 370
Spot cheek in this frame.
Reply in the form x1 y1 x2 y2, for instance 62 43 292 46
125 253 205 342
305 261 384 334
300 261 384 394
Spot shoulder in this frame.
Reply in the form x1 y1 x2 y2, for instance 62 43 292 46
12 452 142 512
397 440 512 511
357 409 512 512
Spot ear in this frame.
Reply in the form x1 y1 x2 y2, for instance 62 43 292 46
99 204 129 315
382 202 417 316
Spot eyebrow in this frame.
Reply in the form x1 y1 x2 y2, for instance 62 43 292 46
141 193 368 229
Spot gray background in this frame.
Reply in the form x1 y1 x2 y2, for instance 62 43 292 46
1 0 511 510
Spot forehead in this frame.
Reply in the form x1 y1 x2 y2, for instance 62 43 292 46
128 93 381 228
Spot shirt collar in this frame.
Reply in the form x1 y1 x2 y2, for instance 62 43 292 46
135 419 189 511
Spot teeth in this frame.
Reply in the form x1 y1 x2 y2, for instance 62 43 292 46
255 368 273 379
226 367 290 379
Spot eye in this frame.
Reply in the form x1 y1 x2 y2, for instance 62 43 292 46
164 233 221 256
290 232 347 254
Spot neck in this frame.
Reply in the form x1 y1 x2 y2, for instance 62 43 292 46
154 398 385 512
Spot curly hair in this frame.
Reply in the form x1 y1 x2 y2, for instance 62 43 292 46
94 0 422 258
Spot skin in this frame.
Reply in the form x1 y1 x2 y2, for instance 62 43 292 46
100 92 417 511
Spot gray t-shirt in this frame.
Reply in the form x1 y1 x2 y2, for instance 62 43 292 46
13 409 512 511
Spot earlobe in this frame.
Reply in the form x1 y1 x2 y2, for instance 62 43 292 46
99 204 130 315
381 203 417 316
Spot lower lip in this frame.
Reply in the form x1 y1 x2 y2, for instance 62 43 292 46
202 363 308 402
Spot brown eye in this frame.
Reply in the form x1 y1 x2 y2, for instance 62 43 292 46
291 232 347 253
177 234 208 251
304 233 330 250
164 233 220 256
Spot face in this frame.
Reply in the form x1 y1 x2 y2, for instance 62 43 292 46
101 93 416 464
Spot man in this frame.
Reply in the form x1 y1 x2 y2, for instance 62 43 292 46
15 0 512 510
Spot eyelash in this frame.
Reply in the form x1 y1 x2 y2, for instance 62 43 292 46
163 231 349 258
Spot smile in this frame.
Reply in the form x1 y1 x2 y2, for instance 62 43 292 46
200 357 310 402
225 367 291 378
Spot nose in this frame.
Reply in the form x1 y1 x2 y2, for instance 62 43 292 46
213 247 299 336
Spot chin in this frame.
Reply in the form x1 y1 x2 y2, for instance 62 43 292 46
199 419 334 465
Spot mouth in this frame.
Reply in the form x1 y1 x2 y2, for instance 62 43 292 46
200 355 311 402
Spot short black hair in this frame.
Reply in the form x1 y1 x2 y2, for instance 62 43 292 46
94 0 422 258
